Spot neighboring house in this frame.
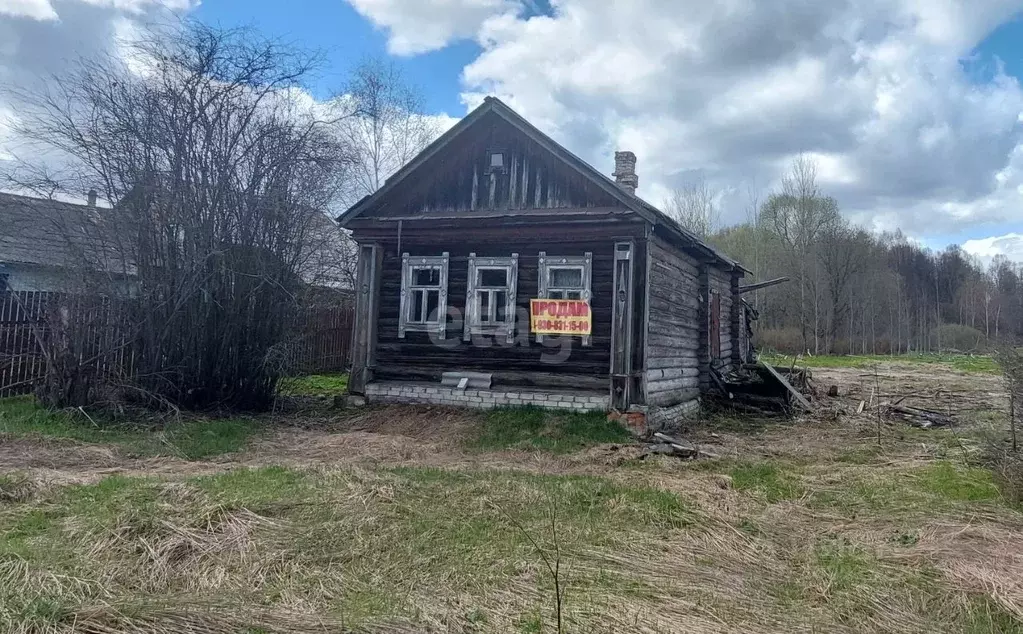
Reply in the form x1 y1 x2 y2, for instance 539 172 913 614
0 192 102 292
0 190 353 293
338 97 747 426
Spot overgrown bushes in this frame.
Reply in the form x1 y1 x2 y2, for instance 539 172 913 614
14 24 352 411
930 324 989 353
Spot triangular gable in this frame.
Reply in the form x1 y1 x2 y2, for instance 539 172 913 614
338 98 646 223
337 97 743 272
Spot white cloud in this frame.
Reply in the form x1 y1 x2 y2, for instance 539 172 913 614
963 233 1023 265
0 0 190 21
345 0 520 55
0 0 197 166
0 0 58 20
438 0 1023 245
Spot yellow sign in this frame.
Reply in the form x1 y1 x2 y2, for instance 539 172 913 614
530 299 592 335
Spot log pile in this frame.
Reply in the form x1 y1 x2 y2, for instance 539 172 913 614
640 432 719 460
882 404 955 428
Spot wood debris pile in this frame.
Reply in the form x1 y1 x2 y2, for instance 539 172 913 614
709 360 816 415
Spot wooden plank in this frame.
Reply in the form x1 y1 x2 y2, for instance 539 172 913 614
738 277 790 293
610 241 635 409
761 361 812 410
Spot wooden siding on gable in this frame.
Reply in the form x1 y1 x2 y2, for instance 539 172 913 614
365 114 621 218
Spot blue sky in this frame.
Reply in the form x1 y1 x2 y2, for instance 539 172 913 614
195 1 477 114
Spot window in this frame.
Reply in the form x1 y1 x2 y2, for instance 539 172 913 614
399 252 449 338
464 253 518 342
537 251 592 345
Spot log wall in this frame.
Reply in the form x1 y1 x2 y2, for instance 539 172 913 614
355 220 648 391
643 235 702 407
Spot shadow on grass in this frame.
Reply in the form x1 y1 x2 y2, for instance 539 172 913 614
0 395 261 460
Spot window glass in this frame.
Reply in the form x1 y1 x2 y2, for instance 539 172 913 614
537 252 591 344
413 267 440 286
464 255 518 340
495 291 508 322
478 291 490 322
478 268 507 287
550 267 583 288
400 253 448 337
411 290 425 322
425 290 439 320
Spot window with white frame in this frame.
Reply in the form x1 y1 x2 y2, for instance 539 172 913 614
537 251 592 345
399 252 449 338
464 253 518 342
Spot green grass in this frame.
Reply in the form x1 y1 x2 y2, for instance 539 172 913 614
0 396 260 460
804 460 1004 517
760 352 999 374
2 454 1021 631
0 465 695 632
471 406 633 453
729 460 805 502
277 373 349 397
815 537 875 593
916 462 1000 502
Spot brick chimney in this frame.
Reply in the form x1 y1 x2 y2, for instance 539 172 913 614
612 151 638 196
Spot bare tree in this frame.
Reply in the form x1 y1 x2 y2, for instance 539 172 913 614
760 156 841 353
9 22 354 409
338 58 439 207
664 177 719 239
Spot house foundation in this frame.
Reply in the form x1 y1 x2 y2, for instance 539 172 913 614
366 381 609 412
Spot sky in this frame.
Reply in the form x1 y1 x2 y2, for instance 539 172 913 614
1 0 1022 264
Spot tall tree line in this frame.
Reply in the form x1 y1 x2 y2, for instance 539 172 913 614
700 160 1023 355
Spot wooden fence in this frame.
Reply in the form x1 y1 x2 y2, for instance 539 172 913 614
294 304 356 374
0 291 355 398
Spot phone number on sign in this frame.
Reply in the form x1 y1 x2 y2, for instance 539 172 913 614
533 319 590 333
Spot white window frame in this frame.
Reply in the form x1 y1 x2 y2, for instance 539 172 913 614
537 251 592 346
399 252 449 338
463 253 518 343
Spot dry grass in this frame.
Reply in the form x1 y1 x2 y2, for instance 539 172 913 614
2 359 1023 633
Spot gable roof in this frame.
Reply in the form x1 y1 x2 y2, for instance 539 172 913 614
0 192 99 269
337 97 744 272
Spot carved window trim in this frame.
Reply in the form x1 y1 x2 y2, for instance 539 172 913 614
463 253 518 343
537 251 592 346
399 252 449 339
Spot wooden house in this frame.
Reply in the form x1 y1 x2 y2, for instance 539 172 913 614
338 97 746 426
